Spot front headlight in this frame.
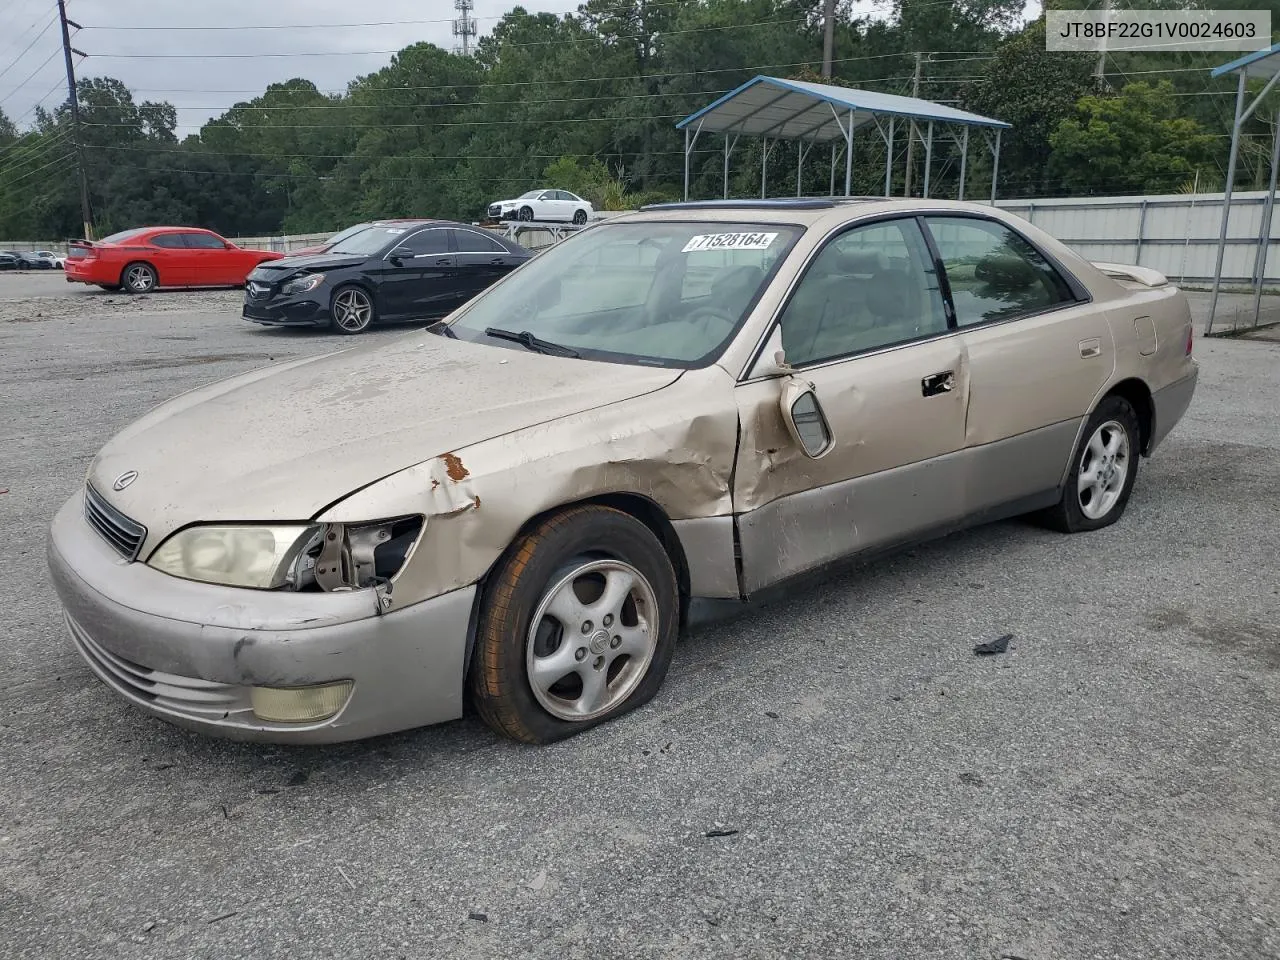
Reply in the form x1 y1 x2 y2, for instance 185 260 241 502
148 524 319 589
281 273 324 296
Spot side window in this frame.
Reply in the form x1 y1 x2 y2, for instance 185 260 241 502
149 234 186 248
777 218 949 366
453 229 506 254
924 216 1076 327
182 233 226 249
398 229 450 256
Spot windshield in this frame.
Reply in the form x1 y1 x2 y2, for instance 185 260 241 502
517 191 542 199
448 220 802 367
324 223 369 246
329 225 413 257
99 228 147 245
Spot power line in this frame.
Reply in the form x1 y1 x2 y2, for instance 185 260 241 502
0 151 75 191
0 48 66 108
86 18 809 58
117 52 923 97
0 13 60 87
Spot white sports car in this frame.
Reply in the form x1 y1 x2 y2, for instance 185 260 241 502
487 189 595 224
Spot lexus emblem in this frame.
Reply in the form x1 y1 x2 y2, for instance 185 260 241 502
112 470 138 491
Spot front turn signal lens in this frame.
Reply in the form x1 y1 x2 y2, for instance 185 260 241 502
250 681 353 723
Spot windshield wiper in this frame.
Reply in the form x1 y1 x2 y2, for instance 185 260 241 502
427 319 457 338
483 327 579 358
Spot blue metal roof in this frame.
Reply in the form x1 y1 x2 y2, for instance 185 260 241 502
675 75 1010 141
1211 43 1280 79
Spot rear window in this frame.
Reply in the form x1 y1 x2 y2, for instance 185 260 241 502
98 229 148 245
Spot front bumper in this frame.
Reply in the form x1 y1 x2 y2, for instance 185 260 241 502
47 493 476 743
242 295 328 327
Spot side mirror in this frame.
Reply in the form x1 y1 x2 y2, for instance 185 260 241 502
779 376 834 459
389 246 412 266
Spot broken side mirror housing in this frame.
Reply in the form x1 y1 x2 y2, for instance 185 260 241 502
779 376 834 459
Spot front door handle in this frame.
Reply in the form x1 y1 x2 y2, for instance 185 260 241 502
434 257 451 266
921 370 955 397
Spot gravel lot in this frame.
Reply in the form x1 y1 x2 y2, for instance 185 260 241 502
1 273 1277 960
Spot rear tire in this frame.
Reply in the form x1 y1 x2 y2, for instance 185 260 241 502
121 262 157 294
328 285 375 334
572 209 588 225
1038 394 1140 533
469 505 679 744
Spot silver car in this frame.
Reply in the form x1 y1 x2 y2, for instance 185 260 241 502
47 198 1199 744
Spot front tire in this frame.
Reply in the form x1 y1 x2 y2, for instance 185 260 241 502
1040 394 1140 533
121 262 157 294
518 206 534 222
328 285 375 334
469 505 680 744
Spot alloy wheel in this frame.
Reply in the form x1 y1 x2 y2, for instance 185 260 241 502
1077 419 1130 520
333 288 373 332
525 559 659 722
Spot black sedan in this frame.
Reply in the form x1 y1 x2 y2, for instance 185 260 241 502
241 220 533 334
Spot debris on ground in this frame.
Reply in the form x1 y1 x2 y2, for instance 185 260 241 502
705 829 739 838
527 869 547 892
468 911 488 922
959 771 985 786
973 633 1013 656
764 711 780 719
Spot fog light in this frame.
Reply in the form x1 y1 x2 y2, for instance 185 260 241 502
250 681 353 723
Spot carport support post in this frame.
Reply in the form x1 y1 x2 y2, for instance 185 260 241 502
958 126 969 201
723 134 738 199
683 128 690 201
922 121 934 199
830 141 838 196
845 108 854 196
884 118 895 197
1251 107 1280 325
761 137 768 198
989 128 1002 204
1208 70 1247 335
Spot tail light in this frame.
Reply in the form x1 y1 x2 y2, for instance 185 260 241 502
1185 325 1194 356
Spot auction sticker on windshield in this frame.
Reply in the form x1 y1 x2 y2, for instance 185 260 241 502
682 232 779 253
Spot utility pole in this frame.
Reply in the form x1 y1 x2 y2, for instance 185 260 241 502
904 51 923 196
56 0 92 240
821 0 836 78
1094 0 1111 82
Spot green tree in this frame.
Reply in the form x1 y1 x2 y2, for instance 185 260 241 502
1048 80 1218 195
963 18 1097 196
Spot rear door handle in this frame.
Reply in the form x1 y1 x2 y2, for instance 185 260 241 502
921 370 955 397
490 257 506 265
1079 338 1102 358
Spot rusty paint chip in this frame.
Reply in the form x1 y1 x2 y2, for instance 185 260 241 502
441 452 470 482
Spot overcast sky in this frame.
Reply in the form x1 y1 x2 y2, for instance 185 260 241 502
0 0 1035 136
0 0 583 135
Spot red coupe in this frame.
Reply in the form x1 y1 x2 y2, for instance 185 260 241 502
64 226 285 294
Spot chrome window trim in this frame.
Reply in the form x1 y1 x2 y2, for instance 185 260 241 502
735 207 1095 383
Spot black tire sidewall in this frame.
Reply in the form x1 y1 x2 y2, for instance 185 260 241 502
1061 395 1141 531
474 507 679 743
519 206 533 221
573 210 587 224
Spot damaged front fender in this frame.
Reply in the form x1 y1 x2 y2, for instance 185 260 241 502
315 365 741 612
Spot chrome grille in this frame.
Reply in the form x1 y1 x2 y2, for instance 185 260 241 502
83 484 146 560
487 204 502 218
246 280 270 298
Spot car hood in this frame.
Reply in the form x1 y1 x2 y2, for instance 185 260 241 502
86 333 682 542
249 253 365 277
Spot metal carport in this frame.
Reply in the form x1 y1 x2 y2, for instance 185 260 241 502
1206 43 1280 335
674 75 1010 204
